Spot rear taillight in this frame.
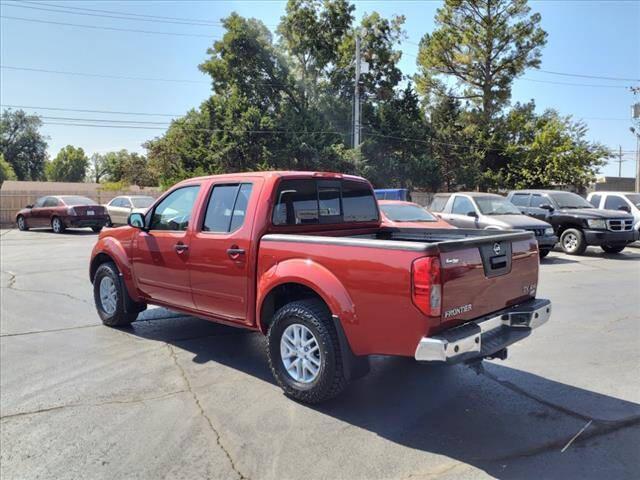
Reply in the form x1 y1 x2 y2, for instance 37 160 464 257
412 256 441 317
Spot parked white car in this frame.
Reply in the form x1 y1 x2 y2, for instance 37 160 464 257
105 195 155 226
587 192 640 233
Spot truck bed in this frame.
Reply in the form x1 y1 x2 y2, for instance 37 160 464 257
259 227 539 357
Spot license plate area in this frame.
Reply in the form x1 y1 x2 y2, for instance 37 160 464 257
87 210 95 216
479 241 512 277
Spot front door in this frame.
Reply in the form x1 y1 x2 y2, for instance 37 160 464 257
188 179 262 325
528 194 552 222
446 195 479 228
132 185 201 309
28 197 48 227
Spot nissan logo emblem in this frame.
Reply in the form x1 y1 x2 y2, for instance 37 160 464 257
493 242 501 255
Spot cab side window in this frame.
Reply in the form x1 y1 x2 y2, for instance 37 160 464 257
33 197 46 208
589 194 601 208
604 195 627 211
452 196 475 215
430 196 449 212
150 186 200 231
530 195 548 208
202 183 253 233
510 194 530 207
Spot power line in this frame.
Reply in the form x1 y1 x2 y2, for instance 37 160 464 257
538 69 639 83
0 15 219 38
4 1 225 27
519 78 630 89
1 104 181 117
1 65 209 84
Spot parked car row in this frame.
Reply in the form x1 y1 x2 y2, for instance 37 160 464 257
374 188 639 257
15 195 155 233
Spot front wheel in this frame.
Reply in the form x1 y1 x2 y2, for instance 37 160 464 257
267 299 348 404
93 262 138 327
17 215 29 231
560 228 587 255
91 226 103 233
51 216 66 234
601 244 626 254
539 249 551 259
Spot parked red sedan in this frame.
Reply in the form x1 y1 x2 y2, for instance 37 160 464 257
16 195 109 233
378 200 455 229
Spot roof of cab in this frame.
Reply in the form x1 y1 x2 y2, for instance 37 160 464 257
180 171 368 184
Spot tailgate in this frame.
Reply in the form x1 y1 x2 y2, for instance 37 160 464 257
437 231 539 329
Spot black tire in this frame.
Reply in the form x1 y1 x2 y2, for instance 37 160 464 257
106 216 113 227
93 261 138 327
601 244 626 254
91 226 103 233
51 216 66 234
539 249 551 259
560 228 587 255
16 215 29 231
267 299 348 404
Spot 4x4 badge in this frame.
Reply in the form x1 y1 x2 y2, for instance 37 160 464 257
493 242 501 255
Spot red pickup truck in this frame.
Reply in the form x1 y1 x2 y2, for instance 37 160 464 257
90 172 551 403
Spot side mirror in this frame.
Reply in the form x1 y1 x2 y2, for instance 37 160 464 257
128 212 146 230
467 211 478 218
25 204 33 209
539 204 554 211
618 205 631 213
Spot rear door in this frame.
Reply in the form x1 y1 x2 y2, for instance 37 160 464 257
188 178 263 325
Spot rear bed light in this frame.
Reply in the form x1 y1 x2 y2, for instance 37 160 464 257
412 256 441 317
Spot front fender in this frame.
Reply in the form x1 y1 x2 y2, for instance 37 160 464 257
90 235 141 302
256 258 356 331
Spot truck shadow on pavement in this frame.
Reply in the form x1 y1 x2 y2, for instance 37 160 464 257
127 311 640 480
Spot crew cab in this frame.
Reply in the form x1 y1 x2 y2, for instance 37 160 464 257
430 192 558 258
90 172 551 403
508 190 638 255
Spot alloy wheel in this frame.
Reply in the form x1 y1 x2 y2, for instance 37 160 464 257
99 276 118 315
280 323 322 383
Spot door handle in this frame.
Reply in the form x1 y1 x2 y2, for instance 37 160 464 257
174 243 189 253
227 246 245 259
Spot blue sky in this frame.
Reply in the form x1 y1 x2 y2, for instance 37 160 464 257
1 0 639 177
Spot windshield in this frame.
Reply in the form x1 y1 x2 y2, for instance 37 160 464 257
550 192 593 209
131 197 154 208
380 204 437 222
61 196 97 206
475 196 521 215
624 193 640 207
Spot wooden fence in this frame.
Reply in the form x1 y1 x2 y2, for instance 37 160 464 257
0 183 161 225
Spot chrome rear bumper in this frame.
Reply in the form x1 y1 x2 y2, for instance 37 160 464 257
414 298 551 362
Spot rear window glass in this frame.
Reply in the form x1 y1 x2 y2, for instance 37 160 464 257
131 197 154 208
430 196 448 212
380 204 436 222
61 196 97 206
272 179 378 226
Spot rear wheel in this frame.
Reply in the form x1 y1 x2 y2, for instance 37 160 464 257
51 216 66 234
267 299 348 404
560 228 587 255
93 262 138 327
601 244 626 254
16 215 29 231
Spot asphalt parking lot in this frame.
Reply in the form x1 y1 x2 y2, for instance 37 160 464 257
1 228 639 480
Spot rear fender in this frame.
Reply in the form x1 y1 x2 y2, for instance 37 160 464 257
256 258 357 332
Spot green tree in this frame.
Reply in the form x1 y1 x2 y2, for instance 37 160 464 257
46 145 89 182
499 102 609 190
0 152 17 184
0 109 48 180
416 0 547 122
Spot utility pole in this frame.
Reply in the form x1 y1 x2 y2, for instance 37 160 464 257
353 34 361 148
615 145 625 177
